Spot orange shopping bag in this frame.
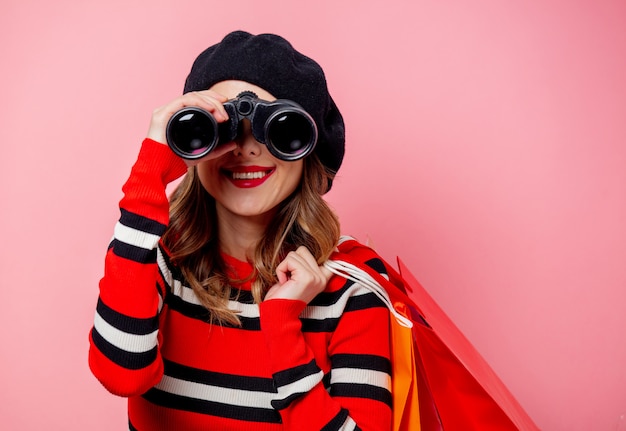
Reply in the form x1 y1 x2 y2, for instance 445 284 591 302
391 300 444 431
390 301 421 431
389 302 445 431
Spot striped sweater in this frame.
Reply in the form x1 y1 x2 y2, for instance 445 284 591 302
89 139 393 430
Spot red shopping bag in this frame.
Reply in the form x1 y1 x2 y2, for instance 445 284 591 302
397 258 540 431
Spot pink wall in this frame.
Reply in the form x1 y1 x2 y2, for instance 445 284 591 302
1 1 625 429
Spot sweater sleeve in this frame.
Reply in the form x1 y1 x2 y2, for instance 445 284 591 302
259 257 393 431
88 139 188 397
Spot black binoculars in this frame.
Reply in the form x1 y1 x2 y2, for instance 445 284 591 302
166 91 318 161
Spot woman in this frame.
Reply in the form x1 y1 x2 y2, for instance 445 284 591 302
89 31 393 430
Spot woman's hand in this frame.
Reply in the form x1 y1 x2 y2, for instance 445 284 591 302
264 246 333 304
146 90 237 166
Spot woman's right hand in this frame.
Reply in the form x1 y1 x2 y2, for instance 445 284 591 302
146 90 237 166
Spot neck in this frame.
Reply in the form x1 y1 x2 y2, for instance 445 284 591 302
215 205 274 261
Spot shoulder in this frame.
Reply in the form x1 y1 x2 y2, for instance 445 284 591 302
333 236 394 278
327 235 411 304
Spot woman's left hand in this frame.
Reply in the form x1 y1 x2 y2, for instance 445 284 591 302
264 246 332 304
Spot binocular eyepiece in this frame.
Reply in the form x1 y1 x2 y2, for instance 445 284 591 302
166 91 318 161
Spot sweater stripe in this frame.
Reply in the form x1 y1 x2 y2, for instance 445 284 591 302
93 313 158 354
364 257 388 277
273 359 321 387
96 298 158 336
143 387 281 423
91 328 158 370
272 372 325 410
321 408 359 431
154 375 274 409
119 208 167 236
114 222 161 250
272 359 324 410
330 383 393 407
331 368 390 390
331 353 391 373
329 354 392 406
141 359 280 423
163 359 275 392
300 317 340 332
92 298 160 369
110 239 157 263
110 211 164 263
302 289 383 319
343 292 388 312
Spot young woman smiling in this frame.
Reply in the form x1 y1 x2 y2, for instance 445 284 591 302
89 31 393 431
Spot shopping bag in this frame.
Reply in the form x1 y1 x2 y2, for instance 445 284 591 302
389 301 422 431
397 258 541 431
327 236 540 431
389 302 444 431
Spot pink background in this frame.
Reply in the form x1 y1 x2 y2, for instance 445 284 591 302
1 1 625 429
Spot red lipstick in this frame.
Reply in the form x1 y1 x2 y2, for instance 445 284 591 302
224 165 275 188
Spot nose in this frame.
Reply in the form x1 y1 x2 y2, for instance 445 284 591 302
233 119 262 157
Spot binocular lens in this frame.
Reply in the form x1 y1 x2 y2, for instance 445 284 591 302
267 112 315 159
166 108 218 159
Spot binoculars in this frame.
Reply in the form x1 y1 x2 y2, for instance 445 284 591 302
166 91 318 161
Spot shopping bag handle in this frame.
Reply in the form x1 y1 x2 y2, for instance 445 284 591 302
324 258 414 329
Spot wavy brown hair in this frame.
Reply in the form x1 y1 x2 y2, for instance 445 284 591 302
161 154 341 326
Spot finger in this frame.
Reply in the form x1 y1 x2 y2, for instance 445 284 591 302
293 246 321 271
275 252 301 279
195 92 230 122
319 264 333 283
178 92 229 122
198 88 228 102
294 247 331 285
275 250 313 285
274 256 294 285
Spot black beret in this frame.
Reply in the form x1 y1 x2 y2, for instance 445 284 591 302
183 31 345 179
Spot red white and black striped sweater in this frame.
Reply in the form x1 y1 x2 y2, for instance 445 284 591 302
89 139 393 430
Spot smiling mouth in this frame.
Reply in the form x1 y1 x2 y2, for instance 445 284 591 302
224 167 275 187
231 170 271 180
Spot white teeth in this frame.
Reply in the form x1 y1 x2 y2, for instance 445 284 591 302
232 171 267 180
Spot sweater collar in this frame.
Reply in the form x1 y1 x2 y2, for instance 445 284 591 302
220 251 255 286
